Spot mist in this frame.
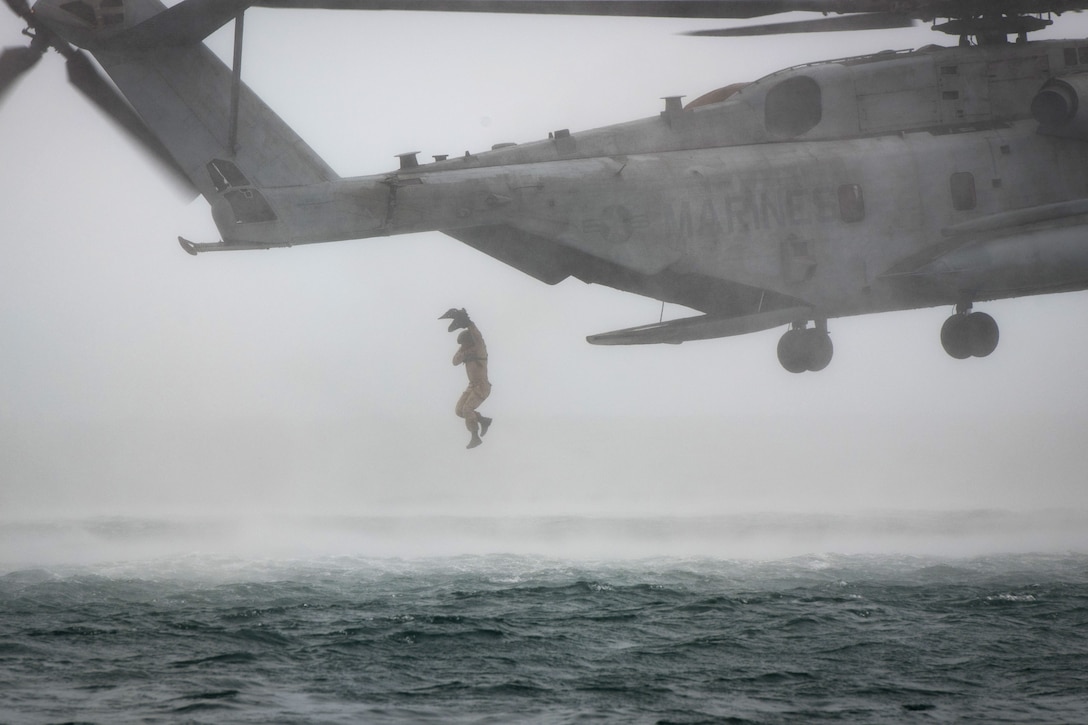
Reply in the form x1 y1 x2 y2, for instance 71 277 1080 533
2 7 1088 565
4 510 1087 571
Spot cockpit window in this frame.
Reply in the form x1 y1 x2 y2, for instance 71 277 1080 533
765 76 822 138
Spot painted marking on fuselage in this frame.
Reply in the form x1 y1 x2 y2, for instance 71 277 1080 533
581 205 650 244
669 186 840 242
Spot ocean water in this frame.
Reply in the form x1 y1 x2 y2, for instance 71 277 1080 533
2 513 1087 724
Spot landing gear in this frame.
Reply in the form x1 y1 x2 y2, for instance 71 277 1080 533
777 321 833 373
940 305 999 359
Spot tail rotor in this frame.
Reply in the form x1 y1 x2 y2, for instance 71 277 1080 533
0 0 43 104
1 0 196 193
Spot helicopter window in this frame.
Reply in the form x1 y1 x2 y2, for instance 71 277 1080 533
941 66 958 75
838 185 865 223
764 76 822 138
950 172 977 211
60 2 96 25
1079 47 1088 64
1065 49 1078 66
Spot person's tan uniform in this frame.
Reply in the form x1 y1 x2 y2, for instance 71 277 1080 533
440 308 493 448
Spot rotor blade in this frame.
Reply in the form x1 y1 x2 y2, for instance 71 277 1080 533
252 0 827 20
0 45 42 105
246 0 1088 20
686 12 914 36
65 50 197 195
3 0 33 22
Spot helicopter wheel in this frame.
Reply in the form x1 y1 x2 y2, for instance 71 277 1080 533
777 326 834 373
806 329 834 371
941 311 999 359
778 329 809 373
940 314 972 359
965 311 999 357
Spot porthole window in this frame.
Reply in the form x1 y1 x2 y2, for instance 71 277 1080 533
765 76 822 138
951 172 977 211
838 184 865 223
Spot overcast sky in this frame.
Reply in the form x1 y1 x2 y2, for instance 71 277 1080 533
1 5 1087 520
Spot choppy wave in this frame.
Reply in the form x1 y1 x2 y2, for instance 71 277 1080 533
2 549 1088 723
3 514 1087 722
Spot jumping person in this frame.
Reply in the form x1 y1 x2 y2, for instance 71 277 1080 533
439 308 493 449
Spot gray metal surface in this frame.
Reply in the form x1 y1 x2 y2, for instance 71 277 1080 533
21 0 1088 366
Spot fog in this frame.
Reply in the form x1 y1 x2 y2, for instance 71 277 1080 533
5 510 1088 569
1 7 1087 553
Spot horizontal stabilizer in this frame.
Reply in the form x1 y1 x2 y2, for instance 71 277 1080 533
587 306 810 345
179 236 284 254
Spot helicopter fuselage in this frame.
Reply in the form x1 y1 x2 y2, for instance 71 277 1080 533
27 0 1088 367
203 40 1088 343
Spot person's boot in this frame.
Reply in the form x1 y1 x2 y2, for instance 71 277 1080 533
467 433 483 449
479 416 492 437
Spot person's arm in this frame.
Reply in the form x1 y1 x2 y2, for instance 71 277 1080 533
467 324 485 348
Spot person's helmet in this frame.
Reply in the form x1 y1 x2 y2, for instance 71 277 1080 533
457 330 472 345
439 307 470 332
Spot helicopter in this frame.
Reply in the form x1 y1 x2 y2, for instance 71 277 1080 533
4 1 1088 374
